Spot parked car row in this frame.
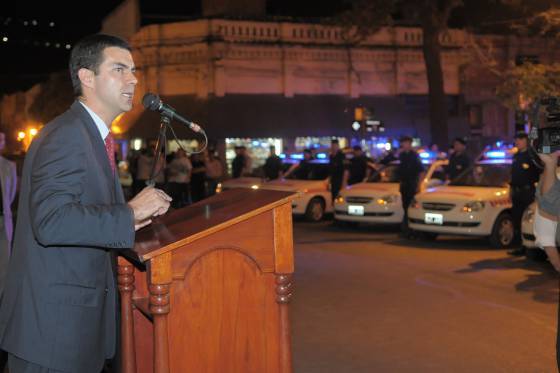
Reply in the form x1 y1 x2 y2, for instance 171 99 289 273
219 148 547 256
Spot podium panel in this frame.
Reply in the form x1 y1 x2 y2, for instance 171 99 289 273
117 189 295 373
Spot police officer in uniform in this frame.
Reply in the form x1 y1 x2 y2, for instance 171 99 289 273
346 145 372 185
398 136 424 235
329 139 346 201
508 132 542 255
446 137 471 180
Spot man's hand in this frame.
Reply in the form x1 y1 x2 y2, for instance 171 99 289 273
128 187 172 231
543 246 560 273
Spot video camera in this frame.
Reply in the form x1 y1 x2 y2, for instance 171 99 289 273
531 97 560 154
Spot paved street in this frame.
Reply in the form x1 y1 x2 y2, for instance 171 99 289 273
290 221 559 373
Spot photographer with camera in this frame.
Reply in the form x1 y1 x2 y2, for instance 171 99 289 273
535 149 560 370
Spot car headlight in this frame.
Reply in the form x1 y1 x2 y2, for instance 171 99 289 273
376 194 399 205
462 201 485 213
335 195 345 204
410 198 420 209
216 183 222 194
251 184 259 190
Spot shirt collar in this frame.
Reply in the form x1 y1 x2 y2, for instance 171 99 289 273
79 101 110 140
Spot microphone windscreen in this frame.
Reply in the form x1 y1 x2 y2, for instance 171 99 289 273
142 93 160 111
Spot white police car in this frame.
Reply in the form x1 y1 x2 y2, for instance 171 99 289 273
260 158 332 222
217 176 263 193
219 154 333 222
408 150 515 248
333 155 447 225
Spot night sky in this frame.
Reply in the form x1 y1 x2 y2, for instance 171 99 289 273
0 0 355 95
0 0 552 96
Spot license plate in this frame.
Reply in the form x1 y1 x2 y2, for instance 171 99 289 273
348 205 365 216
425 213 443 225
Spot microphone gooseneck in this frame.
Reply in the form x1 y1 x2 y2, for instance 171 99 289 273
141 92 202 133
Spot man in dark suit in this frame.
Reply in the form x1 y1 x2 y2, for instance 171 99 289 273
0 34 172 373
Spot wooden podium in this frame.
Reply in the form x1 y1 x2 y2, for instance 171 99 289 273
117 189 296 373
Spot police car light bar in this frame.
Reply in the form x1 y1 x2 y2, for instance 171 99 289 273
279 153 286 159
290 153 304 160
316 153 327 159
485 151 506 159
419 151 434 159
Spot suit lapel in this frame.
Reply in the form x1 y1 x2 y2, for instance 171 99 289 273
0 158 6 214
69 101 115 199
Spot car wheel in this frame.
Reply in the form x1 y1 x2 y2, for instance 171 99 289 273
305 198 325 222
489 213 515 248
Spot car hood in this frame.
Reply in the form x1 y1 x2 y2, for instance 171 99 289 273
261 178 327 192
222 177 263 189
415 185 510 203
340 182 400 196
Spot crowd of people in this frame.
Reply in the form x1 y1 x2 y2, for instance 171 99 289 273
125 146 225 209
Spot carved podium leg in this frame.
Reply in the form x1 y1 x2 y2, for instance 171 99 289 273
276 274 293 373
118 259 137 373
150 283 171 373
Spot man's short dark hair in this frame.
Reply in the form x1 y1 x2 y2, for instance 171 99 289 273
514 132 528 140
353 145 362 151
69 34 132 97
453 137 467 146
399 135 412 143
303 149 312 155
331 139 339 145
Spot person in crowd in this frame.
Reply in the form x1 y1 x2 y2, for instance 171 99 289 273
379 147 397 165
397 136 424 236
166 148 192 209
346 145 372 185
534 149 560 371
231 146 244 178
204 148 224 196
190 152 207 203
263 145 283 180
328 139 346 201
283 149 313 179
446 137 471 180
508 132 542 255
0 34 171 373
0 132 17 298
132 147 150 196
240 146 253 176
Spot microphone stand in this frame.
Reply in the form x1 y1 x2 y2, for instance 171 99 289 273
147 115 170 187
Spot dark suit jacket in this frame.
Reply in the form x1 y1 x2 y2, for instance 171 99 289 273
0 101 135 372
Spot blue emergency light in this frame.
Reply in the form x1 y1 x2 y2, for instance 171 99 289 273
316 153 327 159
279 153 286 159
290 153 304 160
419 151 435 159
485 151 506 159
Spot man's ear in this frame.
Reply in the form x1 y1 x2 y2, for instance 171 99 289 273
78 68 94 91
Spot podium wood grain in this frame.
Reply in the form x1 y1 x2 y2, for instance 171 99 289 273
118 189 296 373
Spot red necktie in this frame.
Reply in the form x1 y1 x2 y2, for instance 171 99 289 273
104 132 116 175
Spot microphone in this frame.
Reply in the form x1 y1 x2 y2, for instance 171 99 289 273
142 93 202 133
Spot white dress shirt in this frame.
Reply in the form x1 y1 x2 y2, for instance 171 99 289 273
79 101 110 141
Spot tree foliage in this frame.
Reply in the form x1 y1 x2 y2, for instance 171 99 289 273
496 62 560 110
331 0 462 147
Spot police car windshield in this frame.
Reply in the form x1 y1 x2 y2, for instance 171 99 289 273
367 164 400 183
449 163 511 187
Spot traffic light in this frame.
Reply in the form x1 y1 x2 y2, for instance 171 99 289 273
354 107 364 121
